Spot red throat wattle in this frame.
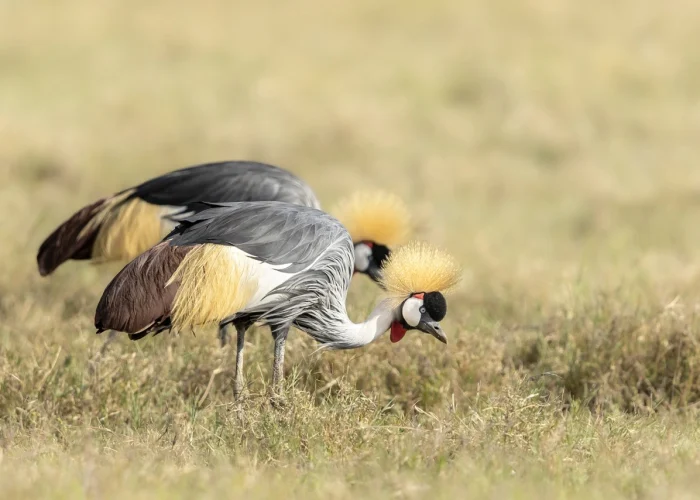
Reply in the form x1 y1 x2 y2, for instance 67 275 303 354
390 322 407 343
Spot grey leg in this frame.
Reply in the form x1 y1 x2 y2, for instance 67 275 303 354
218 323 230 348
99 330 118 356
233 322 248 400
271 323 291 396
88 330 118 376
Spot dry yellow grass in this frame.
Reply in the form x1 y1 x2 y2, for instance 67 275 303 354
3 0 700 498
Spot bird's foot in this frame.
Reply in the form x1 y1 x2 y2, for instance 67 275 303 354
269 392 288 410
233 385 246 403
87 334 117 376
98 331 118 357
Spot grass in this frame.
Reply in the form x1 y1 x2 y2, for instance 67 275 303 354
3 0 700 497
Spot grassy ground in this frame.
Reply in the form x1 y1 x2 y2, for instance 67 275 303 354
3 0 700 497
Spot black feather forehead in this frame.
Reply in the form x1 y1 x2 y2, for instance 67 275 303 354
423 291 447 321
372 244 391 265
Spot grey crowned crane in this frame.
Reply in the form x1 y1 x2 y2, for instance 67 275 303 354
94 201 460 399
36 161 320 276
36 160 411 345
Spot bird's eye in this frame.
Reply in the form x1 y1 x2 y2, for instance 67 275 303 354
420 307 426 314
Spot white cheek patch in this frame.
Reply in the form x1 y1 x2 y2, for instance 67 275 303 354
354 244 372 272
402 298 423 328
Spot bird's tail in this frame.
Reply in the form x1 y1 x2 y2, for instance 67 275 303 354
37 190 166 276
37 196 113 276
94 242 192 337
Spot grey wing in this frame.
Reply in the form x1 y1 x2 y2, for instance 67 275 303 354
167 202 351 274
133 161 320 211
235 239 354 338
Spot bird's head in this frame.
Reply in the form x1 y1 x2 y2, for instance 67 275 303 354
379 241 461 345
353 240 391 283
332 190 411 285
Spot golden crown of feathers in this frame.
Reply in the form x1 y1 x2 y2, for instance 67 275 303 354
332 191 411 246
380 241 462 305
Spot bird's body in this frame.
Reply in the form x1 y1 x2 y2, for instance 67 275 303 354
95 202 460 398
37 161 320 277
37 160 323 351
95 202 382 349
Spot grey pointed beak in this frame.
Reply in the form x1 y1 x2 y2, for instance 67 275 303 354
418 320 447 344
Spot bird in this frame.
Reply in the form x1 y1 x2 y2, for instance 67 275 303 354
36 161 320 277
36 160 410 347
93 201 461 400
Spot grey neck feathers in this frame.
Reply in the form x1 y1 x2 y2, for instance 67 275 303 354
250 236 395 350
297 299 397 350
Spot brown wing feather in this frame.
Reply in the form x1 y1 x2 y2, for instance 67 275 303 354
94 242 192 335
37 198 111 276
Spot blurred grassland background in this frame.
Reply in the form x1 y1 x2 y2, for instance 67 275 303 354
3 0 700 498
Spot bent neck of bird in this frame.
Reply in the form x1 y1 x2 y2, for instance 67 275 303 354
336 299 396 349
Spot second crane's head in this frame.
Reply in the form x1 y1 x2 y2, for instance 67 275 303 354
333 191 411 285
380 241 461 345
